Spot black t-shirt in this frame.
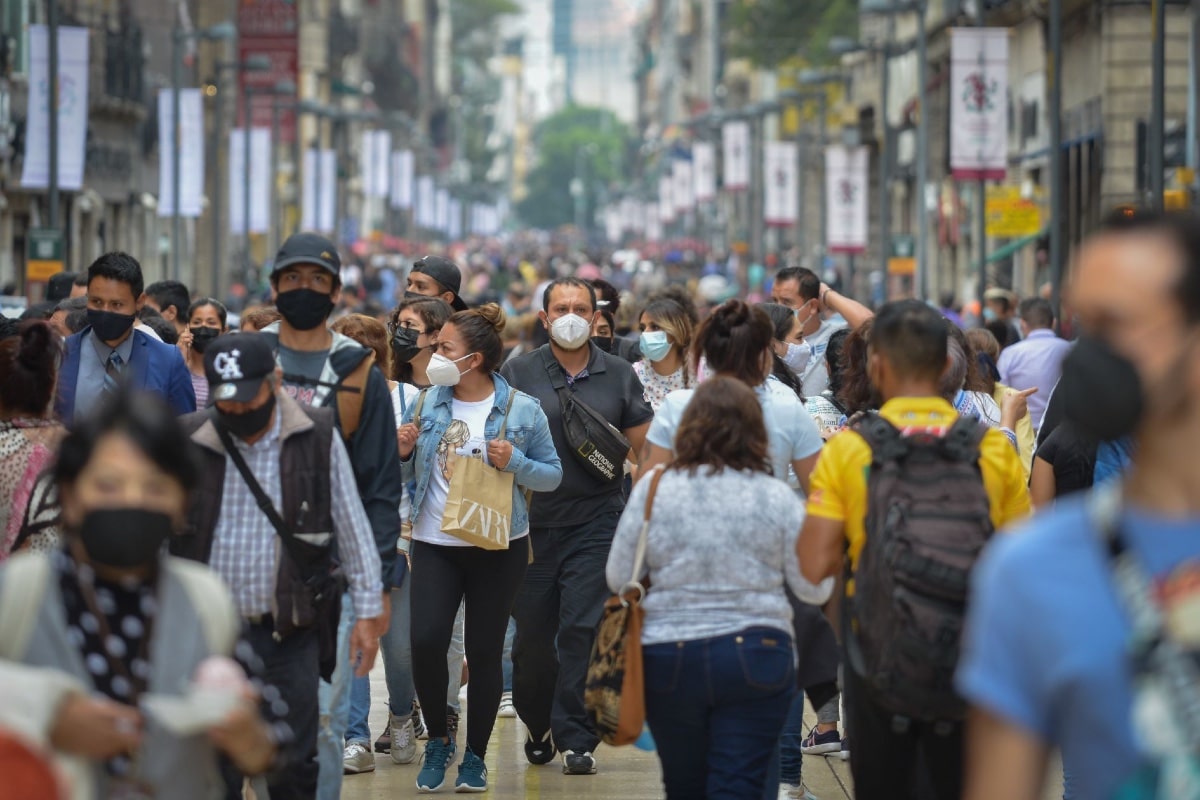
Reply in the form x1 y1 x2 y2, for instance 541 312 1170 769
1035 423 1098 499
501 343 654 528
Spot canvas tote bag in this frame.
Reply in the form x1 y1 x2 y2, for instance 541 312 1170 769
440 392 519 550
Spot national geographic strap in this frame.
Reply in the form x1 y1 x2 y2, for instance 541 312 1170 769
538 347 630 484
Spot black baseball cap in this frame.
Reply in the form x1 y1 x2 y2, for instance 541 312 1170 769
204 333 277 403
412 255 468 311
272 233 342 277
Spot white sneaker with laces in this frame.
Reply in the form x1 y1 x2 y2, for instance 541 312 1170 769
343 741 375 774
497 691 517 718
390 715 418 765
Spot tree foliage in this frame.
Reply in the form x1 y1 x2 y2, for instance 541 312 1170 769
516 106 630 230
727 0 857 68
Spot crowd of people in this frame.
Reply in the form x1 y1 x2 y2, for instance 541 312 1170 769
1 205 1198 800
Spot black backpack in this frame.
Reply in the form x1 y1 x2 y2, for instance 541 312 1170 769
844 413 993 722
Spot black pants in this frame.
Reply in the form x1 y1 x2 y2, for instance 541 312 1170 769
410 538 528 757
228 622 320 800
842 664 963 800
511 512 618 753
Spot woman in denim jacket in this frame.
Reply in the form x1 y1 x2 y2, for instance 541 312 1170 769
396 304 562 793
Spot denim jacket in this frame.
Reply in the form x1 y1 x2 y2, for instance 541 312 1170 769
400 373 563 533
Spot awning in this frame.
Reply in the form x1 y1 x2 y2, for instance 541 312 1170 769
985 229 1046 264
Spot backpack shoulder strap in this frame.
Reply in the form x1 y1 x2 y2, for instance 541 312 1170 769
943 416 988 462
164 556 239 655
0 552 52 660
335 352 375 441
853 413 908 465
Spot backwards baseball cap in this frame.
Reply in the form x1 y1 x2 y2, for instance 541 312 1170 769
204 333 277 403
271 232 342 277
412 255 468 311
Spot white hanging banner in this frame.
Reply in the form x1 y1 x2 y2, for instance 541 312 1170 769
645 213 662 243
950 27 1009 181
604 206 622 244
390 150 414 209
672 159 694 212
156 89 205 217
448 198 462 240
826 145 870 254
722 120 750 191
416 176 435 227
228 128 272 234
658 174 675 223
435 189 450 233
23 25 90 191
301 148 335 232
764 141 799 227
369 130 392 198
693 142 716 202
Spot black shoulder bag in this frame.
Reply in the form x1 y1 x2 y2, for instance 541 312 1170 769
539 347 630 483
213 419 346 681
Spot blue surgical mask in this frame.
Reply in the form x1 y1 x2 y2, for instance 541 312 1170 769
983 307 998 323
639 330 673 363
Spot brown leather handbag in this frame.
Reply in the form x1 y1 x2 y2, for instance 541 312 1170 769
584 465 666 746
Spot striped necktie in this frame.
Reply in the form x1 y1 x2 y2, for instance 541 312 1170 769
104 351 123 394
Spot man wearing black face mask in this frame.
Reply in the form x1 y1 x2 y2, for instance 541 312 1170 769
177 333 387 799
957 208 1200 800
55 252 196 423
259 232 403 799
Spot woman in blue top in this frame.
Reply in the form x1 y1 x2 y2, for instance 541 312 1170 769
396 304 562 793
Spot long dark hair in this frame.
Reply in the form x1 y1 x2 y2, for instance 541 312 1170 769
672 377 772 476
0 320 63 417
693 300 773 387
837 318 879 415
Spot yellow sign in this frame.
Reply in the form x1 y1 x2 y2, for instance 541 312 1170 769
888 257 916 276
26 259 62 281
985 186 1043 238
1164 189 1190 210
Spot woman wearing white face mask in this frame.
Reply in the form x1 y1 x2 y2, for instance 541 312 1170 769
633 298 695 411
759 303 812 400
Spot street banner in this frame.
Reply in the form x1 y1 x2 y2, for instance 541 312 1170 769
156 88 204 217
301 148 336 232
366 130 392 198
23 25 89 191
416 176 435 228
950 27 1009 180
238 0 298 141
985 185 1043 237
693 142 716 202
645 213 662 243
658 175 675 223
435 189 450 234
722 120 750 191
763 141 799 226
228 128 271 234
448 198 462 240
605 206 622 244
391 149 414 209
826 145 870 254
672 159 694 212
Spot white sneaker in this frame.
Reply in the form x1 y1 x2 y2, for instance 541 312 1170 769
779 784 820 800
497 691 517 718
343 741 375 774
390 715 418 765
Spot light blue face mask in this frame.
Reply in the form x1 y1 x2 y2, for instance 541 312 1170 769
639 330 673 363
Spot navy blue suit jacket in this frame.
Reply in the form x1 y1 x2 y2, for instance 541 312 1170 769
55 327 197 423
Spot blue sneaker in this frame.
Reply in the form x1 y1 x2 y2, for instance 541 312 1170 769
454 747 488 793
416 738 456 792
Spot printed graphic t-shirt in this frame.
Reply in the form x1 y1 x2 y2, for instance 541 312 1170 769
278 344 331 407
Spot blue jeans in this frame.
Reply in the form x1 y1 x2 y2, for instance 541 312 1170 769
316 595 355 800
347 582 416 743
644 627 796 800
502 616 516 693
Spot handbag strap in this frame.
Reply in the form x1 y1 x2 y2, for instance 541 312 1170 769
624 465 667 601
212 412 315 577
496 389 517 440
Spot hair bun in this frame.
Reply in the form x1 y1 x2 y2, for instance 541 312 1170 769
474 303 507 333
17 320 58 371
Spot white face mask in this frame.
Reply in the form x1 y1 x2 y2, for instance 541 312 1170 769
426 352 476 386
549 313 592 350
781 341 812 374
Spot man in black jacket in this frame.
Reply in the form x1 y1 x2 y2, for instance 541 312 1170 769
262 232 403 799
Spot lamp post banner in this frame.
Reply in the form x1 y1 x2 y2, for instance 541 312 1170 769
156 88 204 217
722 120 750 190
238 0 298 141
693 141 717 202
950 27 1009 181
391 149 414 209
362 130 392 198
672 159 694 212
22 25 89 191
416 176 435 228
826 145 869 254
764 141 799 226
229 128 271 234
658 174 675 223
645 211 662 243
435 189 450 234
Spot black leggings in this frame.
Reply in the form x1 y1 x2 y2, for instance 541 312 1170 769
410 538 529 757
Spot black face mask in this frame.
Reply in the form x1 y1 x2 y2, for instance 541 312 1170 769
591 335 614 354
276 288 334 331
217 391 277 440
403 290 428 302
87 309 136 342
189 326 221 354
391 327 426 364
79 508 172 568
1059 335 1144 442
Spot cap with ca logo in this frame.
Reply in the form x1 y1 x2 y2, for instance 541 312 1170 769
204 332 276 403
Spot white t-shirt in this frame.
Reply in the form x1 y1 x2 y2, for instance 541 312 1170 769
411 393 529 547
800 319 845 398
391 383 421 538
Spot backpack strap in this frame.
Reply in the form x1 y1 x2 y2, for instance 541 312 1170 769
335 352 374 441
942 416 988 463
0 551 51 660
411 387 430 429
853 413 909 465
164 556 239 656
